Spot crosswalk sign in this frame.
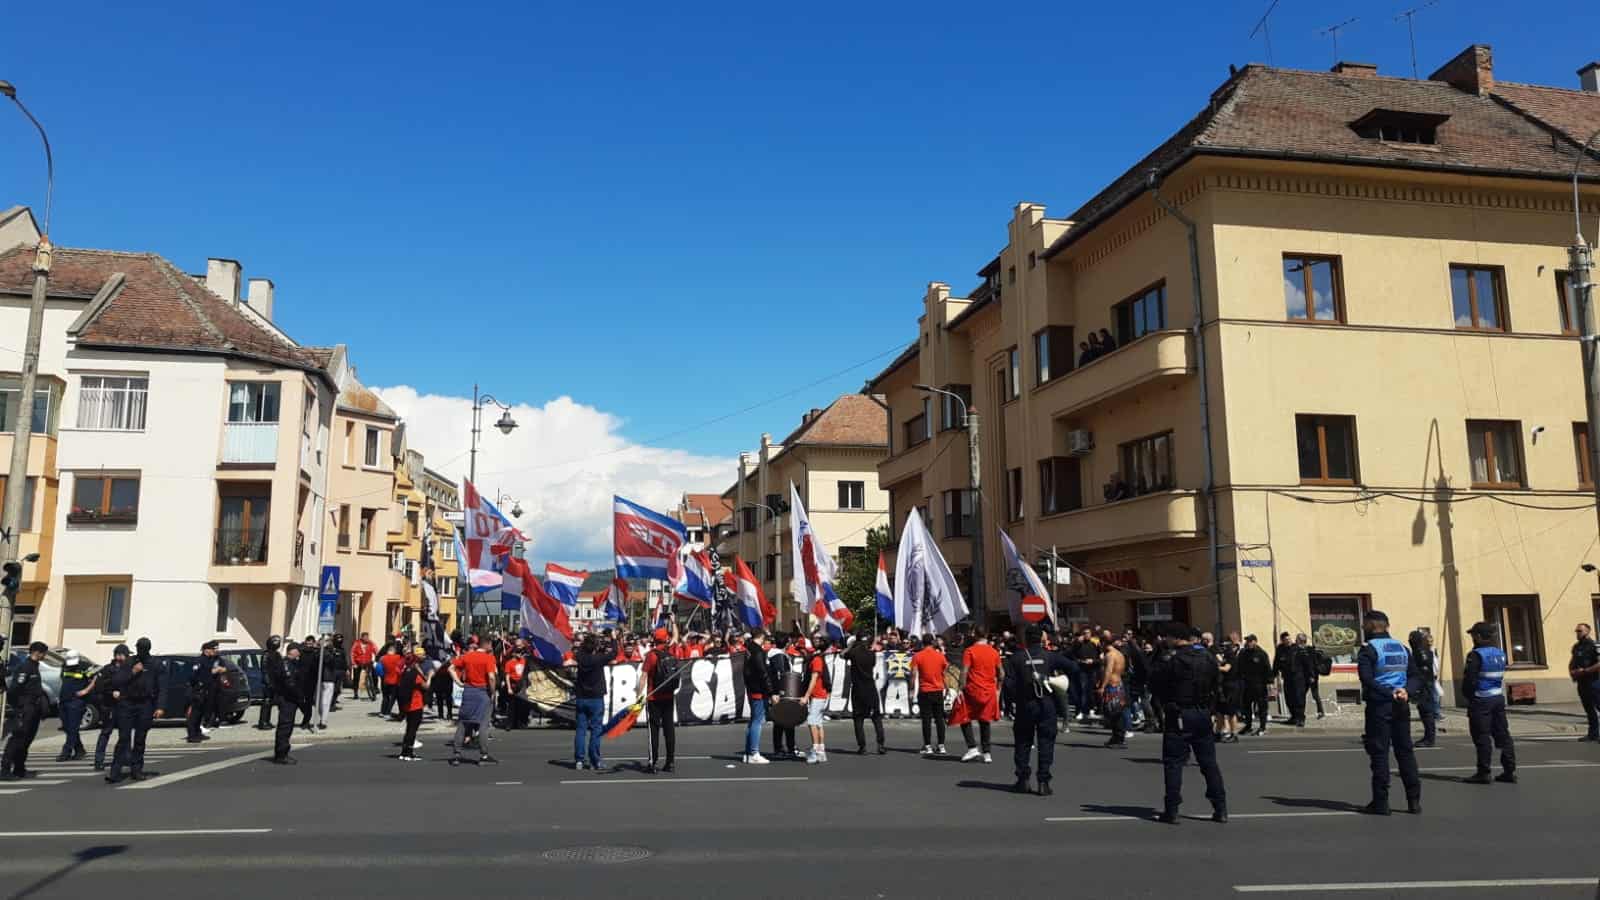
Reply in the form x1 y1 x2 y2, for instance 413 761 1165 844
319 566 341 601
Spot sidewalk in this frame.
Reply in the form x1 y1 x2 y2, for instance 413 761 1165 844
139 692 475 748
1213 699 1595 738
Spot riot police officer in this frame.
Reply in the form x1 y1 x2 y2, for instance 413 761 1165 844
128 636 167 781
1356 610 1421 815
106 643 146 784
1 641 50 780
268 642 305 764
186 640 225 742
56 650 93 761
89 646 126 771
1569 623 1599 742
1149 623 1227 824
1460 622 1515 785
257 635 283 730
1004 624 1072 795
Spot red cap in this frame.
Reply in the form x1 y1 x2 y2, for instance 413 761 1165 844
653 628 670 642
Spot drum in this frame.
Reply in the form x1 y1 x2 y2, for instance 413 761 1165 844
782 671 804 699
769 698 807 729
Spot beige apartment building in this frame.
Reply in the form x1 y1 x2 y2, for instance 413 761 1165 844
869 45 1600 702
323 359 403 639
722 394 889 629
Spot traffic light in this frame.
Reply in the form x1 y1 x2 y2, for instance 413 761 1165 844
1 561 20 594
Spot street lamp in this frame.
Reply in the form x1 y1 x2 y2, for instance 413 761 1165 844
914 383 985 622
463 385 517 636
494 491 524 521
734 501 786 630
1568 130 1600 547
0 80 54 700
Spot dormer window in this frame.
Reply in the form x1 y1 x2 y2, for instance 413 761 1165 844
1350 109 1449 145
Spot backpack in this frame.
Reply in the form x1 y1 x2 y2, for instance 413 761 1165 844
652 650 681 690
1313 648 1332 677
808 653 833 692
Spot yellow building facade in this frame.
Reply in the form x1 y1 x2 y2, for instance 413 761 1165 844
870 46 1600 701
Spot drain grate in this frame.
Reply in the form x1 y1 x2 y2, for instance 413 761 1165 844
541 845 652 864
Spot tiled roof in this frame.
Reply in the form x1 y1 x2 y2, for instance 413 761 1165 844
303 346 338 369
339 382 399 420
777 393 887 449
0 245 331 380
1046 59 1600 258
680 493 733 527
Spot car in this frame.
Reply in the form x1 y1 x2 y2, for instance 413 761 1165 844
4 647 102 728
220 648 267 705
150 654 252 726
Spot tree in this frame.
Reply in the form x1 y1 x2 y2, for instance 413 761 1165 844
832 525 894 627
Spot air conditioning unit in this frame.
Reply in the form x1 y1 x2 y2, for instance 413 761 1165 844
1066 429 1095 457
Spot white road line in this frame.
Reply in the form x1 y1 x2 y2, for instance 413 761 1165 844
0 789 29 795
560 776 809 785
494 781 523 786
0 780 68 787
1233 876 1596 893
1046 811 1353 823
117 747 312 790
24 771 99 777
1419 763 1600 773
1249 747 1439 754
0 828 272 838
605 756 713 761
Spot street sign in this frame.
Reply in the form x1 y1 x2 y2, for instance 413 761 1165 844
1020 595 1050 623
318 565 340 634
1240 559 1273 568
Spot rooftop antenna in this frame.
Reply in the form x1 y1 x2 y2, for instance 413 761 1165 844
1319 17 1360 66
1249 0 1282 65
1394 0 1440 79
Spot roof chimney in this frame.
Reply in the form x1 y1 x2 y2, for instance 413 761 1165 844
1429 44 1493 96
205 258 241 303
803 408 821 425
1331 61 1379 77
246 277 275 322
1581 62 1600 93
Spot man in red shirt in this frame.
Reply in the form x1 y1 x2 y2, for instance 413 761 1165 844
503 640 530 729
912 634 950 756
378 644 406 720
642 626 681 773
449 642 499 766
953 628 1001 763
804 638 833 764
350 632 378 701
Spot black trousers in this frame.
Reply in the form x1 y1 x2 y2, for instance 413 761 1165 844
1242 686 1270 729
258 686 275 727
108 704 138 780
1283 676 1307 723
918 691 947 747
273 698 298 760
647 698 676 766
1012 701 1058 783
1 698 42 775
131 704 154 775
773 720 796 756
852 691 885 751
401 709 424 754
432 682 454 720
1577 678 1599 739
1415 689 1438 743
961 720 992 753
1162 707 1226 814
380 683 396 717
1363 698 1420 806
186 691 210 740
93 706 115 767
1308 678 1325 715
1467 695 1516 775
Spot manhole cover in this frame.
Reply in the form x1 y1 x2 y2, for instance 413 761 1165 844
541 845 652 864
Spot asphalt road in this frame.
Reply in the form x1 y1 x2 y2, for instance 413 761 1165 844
1 718 1596 899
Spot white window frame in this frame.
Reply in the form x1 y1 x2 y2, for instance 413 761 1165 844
104 584 130 635
226 381 281 424
75 374 150 432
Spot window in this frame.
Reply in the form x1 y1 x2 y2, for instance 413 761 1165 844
1064 603 1089 630
1007 265 1016 285
359 508 377 550
1119 432 1174 496
1309 594 1370 666
226 381 280 423
765 554 778 579
1027 251 1037 270
1114 282 1167 346
938 384 971 431
215 588 231 634
837 480 865 510
1576 423 1593 488
1450 265 1508 332
902 410 929 448
942 489 974 538
1034 326 1073 385
104 585 129 635
1556 271 1581 336
364 427 380 467
1467 420 1524 488
1134 597 1189 627
406 510 419 539
1482 595 1545 666
741 506 760 530
337 504 352 549
0 476 37 532
1350 108 1447 144
302 390 315 436
440 538 456 561
69 473 141 524
0 384 54 434
438 575 457 598
1038 457 1082 516
1296 415 1359 485
216 484 270 564
1006 468 1024 523
76 375 149 431
1006 348 1021 401
1283 255 1344 323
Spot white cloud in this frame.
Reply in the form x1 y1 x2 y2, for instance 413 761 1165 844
372 387 733 569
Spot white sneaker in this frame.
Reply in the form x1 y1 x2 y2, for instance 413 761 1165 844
410 741 423 750
961 748 982 762
920 745 933 756
818 749 828 763
982 752 993 764
747 752 770 765
1075 713 1087 723
937 744 947 755
805 750 819 764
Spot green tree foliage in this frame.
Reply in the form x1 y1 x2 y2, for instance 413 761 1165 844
832 525 894 624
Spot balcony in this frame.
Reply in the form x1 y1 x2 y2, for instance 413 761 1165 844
214 527 270 565
221 421 279 466
878 439 930 490
1034 489 1203 554
1036 330 1193 420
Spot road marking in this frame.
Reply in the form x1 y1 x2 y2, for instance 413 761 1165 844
0 828 272 838
0 789 29 795
1249 747 1439 754
24 771 99 777
1046 811 1354 823
117 747 313 790
560 776 809 785
1419 763 1600 773
1233 876 1597 892
0 780 68 786
605 756 713 761
494 781 523 786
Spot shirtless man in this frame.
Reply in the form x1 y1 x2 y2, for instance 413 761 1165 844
1100 629 1129 749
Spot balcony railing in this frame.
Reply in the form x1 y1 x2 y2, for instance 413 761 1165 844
214 527 269 565
222 421 279 465
294 530 305 568
1036 330 1193 419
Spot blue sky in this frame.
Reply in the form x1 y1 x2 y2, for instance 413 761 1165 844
3 1 1592 561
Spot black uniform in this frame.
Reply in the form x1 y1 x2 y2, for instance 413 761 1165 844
843 638 885 754
258 646 282 729
1216 641 1242 721
1003 642 1072 792
129 646 165 778
1356 632 1421 813
1460 645 1515 780
1150 642 1227 821
1274 641 1312 725
1409 632 1439 746
186 653 222 741
1 655 48 778
107 660 151 783
1569 635 1599 741
88 664 119 769
267 652 304 762
297 641 319 727
1235 644 1272 733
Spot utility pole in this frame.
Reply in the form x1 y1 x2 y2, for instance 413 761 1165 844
967 406 985 624
1572 131 1600 545
0 81 53 685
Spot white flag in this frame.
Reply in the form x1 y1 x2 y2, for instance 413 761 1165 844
998 528 1055 628
892 509 968 634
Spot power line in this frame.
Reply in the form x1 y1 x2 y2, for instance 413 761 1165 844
1248 0 1282 65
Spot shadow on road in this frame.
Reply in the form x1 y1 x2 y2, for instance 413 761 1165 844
1080 803 1158 820
955 779 1021 793
1260 794 1363 812
8 845 127 900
